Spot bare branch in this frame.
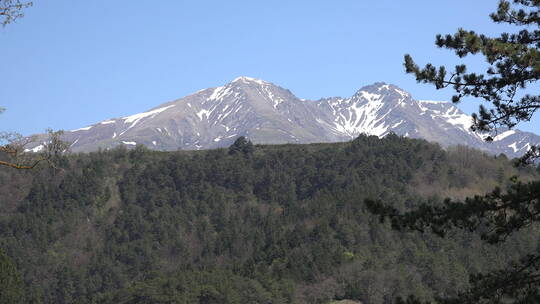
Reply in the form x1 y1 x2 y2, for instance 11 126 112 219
0 129 70 170
0 0 32 26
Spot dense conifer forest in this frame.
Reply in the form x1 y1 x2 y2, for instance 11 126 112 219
1 135 538 304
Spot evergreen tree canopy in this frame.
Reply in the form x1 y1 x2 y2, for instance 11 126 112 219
228 136 254 155
370 1 540 303
404 0 539 154
0 248 25 304
2 135 536 304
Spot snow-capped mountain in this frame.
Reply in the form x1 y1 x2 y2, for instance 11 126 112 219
27 77 540 157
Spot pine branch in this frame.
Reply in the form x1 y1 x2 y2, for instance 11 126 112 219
366 180 540 244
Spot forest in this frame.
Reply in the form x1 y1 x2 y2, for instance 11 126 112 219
1 134 539 304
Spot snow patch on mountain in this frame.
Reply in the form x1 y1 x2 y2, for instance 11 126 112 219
392 120 404 128
70 138 80 147
443 113 473 131
494 130 516 141
331 90 390 138
509 142 519 152
416 100 477 136
24 144 44 153
261 85 284 108
197 109 210 120
358 91 382 102
233 76 268 85
71 126 92 132
208 86 233 101
123 105 175 127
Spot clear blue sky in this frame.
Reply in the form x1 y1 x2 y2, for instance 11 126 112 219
1 0 538 135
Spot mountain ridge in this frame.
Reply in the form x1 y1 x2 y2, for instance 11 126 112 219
26 77 540 157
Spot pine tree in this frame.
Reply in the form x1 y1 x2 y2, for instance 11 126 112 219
228 136 254 156
369 1 540 303
404 0 539 148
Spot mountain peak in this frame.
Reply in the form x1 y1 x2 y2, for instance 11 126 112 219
231 76 268 86
354 82 411 100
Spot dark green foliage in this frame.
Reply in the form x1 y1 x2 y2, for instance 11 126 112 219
404 1 539 142
367 179 540 303
228 136 254 156
0 248 25 304
367 180 540 244
0 135 537 304
372 1 540 303
100 269 290 304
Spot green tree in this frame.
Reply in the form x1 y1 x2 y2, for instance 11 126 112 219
404 0 539 146
369 1 540 303
228 136 254 156
0 248 25 304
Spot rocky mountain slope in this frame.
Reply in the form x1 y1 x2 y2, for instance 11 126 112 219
27 76 540 157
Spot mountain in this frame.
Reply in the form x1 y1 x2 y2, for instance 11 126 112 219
27 76 540 157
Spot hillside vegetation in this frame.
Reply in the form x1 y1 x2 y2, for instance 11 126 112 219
0 134 538 304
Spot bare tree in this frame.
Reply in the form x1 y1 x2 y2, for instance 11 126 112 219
1 1 70 169
0 0 32 26
0 129 68 169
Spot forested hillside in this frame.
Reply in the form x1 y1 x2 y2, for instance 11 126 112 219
1 134 538 304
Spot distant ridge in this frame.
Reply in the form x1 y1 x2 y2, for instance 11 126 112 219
27 77 540 158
